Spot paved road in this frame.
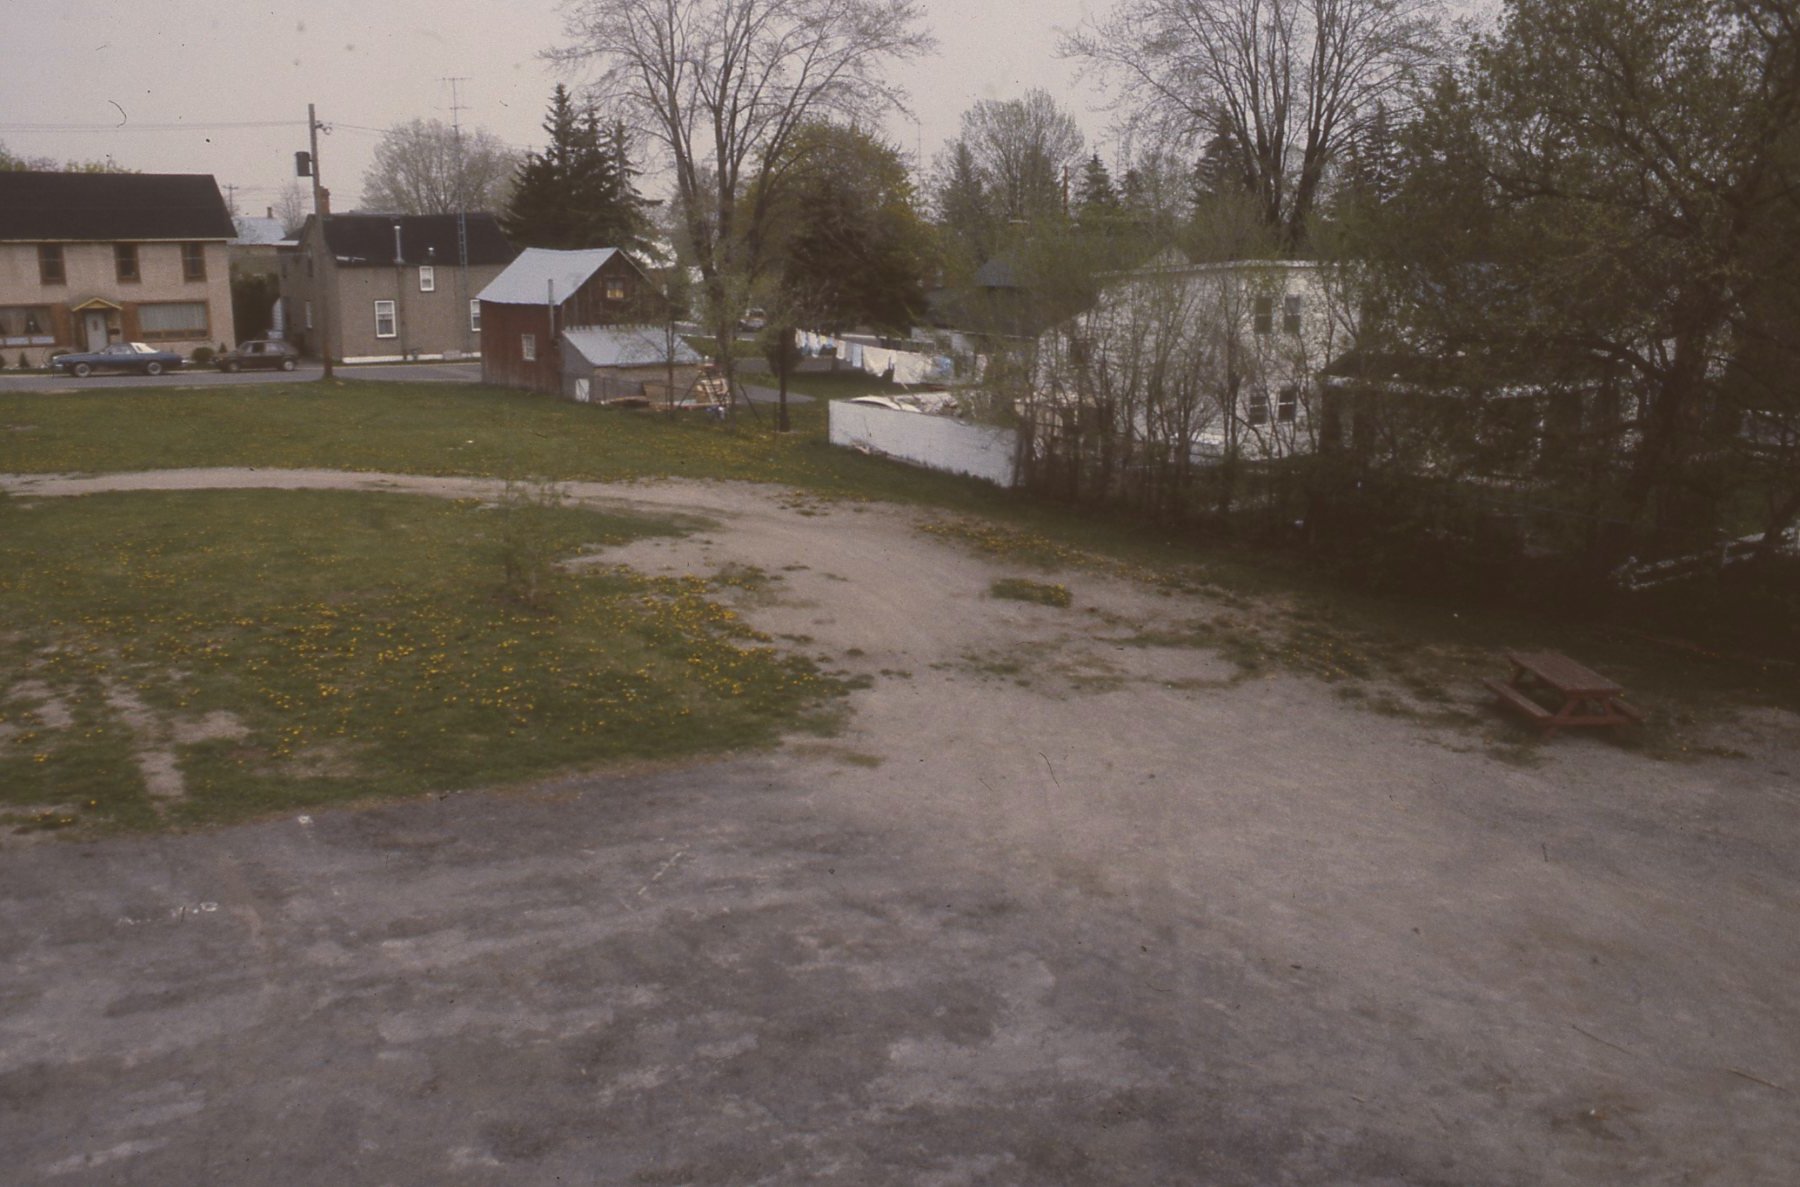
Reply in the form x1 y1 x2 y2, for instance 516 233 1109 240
0 361 483 394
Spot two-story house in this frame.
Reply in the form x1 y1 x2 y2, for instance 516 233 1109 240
0 172 238 367
279 212 518 363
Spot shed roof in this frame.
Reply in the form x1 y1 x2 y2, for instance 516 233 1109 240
317 212 515 267
478 247 621 306
562 325 702 369
0 172 236 241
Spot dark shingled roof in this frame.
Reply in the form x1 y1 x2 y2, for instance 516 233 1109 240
0 172 236 241
318 213 517 267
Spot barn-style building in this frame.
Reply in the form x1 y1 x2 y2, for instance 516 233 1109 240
476 248 668 393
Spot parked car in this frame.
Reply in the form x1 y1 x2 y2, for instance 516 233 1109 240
738 308 767 333
50 342 185 378
215 339 299 372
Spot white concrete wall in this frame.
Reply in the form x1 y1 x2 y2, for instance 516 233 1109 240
829 401 1019 487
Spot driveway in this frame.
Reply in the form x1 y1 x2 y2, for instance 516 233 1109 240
1 471 1796 1185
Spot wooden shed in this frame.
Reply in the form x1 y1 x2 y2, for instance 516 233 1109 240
476 248 668 393
559 325 705 404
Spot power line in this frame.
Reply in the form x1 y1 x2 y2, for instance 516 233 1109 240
0 119 305 133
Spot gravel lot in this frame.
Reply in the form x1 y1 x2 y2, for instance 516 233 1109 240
2 470 1796 1185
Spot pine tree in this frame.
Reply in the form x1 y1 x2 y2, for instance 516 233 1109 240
1075 153 1119 225
502 87 655 253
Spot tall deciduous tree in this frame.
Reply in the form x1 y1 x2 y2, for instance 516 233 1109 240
1375 0 1800 543
951 89 1084 224
503 86 655 253
1066 0 1444 249
359 119 518 215
552 0 933 396
769 124 934 334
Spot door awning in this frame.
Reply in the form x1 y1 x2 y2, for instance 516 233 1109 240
70 297 123 312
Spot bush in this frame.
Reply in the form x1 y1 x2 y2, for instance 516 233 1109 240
191 346 216 366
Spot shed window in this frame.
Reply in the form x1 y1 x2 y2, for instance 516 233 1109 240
521 333 537 362
375 300 396 338
605 277 627 301
38 245 66 285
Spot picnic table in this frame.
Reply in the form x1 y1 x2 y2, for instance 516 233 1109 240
1484 650 1644 738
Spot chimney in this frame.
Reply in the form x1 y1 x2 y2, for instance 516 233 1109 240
266 206 273 219
318 188 331 216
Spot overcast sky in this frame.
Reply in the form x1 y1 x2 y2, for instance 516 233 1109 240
0 0 1112 218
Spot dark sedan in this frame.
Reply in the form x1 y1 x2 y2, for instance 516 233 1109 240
215 339 300 372
50 342 186 377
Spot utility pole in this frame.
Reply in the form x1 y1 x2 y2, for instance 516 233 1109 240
306 103 334 379
444 77 473 355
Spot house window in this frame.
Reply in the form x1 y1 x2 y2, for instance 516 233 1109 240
375 300 397 339
137 301 210 339
1277 384 1298 422
1247 389 1270 426
1283 294 1302 334
469 300 481 332
419 266 435 293
182 242 207 281
1252 295 1272 334
521 333 537 362
605 277 627 301
0 305 56 345
115 243 140 282
305 300 314 330
38 245 66 286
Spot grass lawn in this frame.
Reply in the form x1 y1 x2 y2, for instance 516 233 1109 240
0 378 985 505
0 489 839 832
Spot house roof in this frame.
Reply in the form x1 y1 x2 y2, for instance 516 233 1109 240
316 212 516 267
973 257 1020 289
477 247 622 306
231 216 295 247
0 172 236 241
562 325 702 369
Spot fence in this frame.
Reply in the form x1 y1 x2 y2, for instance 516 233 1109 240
829 400 1019 487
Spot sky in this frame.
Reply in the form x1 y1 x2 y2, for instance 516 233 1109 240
0 0 1111 219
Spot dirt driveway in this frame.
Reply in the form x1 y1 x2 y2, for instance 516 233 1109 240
2 469 1796 1185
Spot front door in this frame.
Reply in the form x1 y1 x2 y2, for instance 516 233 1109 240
84 311 109 351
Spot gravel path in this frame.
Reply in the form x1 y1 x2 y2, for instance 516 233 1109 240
2 467 1796 1184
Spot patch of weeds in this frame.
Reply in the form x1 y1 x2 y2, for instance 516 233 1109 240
962 649 1027 680
877 668 913 679
712 562 775 592
495 477 569 611
1335 684 1368 700
845 647 866 658
990 577 1073 608
787 741 883 768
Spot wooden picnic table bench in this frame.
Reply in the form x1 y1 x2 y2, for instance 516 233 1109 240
1484 650 1644 739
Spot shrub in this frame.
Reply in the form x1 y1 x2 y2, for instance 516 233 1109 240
191 346 215 366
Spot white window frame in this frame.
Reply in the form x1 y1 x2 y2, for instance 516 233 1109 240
1252 295 1272 335
304 300 314 330
374 300 397 339
1246 389 1271 426
521 333 536 362
1283 294 1303 335
469 300 481 332
419 266 435 293
1277 384 1298 423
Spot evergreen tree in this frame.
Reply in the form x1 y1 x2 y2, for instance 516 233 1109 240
503 87 655 254
1075 153 1119 225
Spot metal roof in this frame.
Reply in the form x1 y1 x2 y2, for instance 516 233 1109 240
561 325 702 368
477 247 619 306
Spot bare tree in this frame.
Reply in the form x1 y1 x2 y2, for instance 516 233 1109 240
273 182 310 237
552 0 934 400
1065 0 1444 248
359 119 519 215
953 90 1086 223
